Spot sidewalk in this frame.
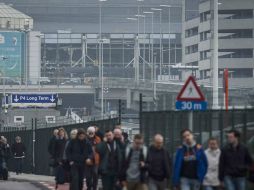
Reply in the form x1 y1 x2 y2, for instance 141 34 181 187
9 172 55 183
8 172 102 190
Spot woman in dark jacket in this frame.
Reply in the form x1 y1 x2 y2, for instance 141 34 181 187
54 128 68 165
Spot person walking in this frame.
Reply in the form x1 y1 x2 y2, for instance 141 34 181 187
86 126 101 190
96 130 123 190
146 134 171 190
120 134 148 190
66 128 93 190
219 130 252 190
11 136 26 175
203 138 221 190
173 129 208 190
48 129 59 172
0 136 11 180
54 128 68 165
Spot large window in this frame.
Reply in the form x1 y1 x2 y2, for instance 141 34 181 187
219 9 253 19
219 29 253 39
200 30 211 41
200 11 210 22
200 50 210 60
185 44 198 54
219 49 253 58
185 27 198 38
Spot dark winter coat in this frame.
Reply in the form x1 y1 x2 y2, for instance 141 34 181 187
66 138 93 166
48 136 58 158
96 140 123 175
219 143 252 181
146 146 171 182
54 138 67 162
11 142 26 158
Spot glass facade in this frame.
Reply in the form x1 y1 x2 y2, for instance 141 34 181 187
41 32 182 79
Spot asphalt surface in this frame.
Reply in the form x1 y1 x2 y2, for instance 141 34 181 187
0 181 46 190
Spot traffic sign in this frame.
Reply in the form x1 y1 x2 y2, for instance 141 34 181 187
11 94 57 107
176 101 207 111
177 76 205 102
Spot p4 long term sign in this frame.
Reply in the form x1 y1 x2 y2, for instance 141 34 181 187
11 94 57 108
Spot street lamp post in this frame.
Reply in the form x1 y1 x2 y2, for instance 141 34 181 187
160 5 172 80
212 0 219 109
1 56 8 109
135 14 146 80
99 0 107 118
151 8 162 81
143 11 154 83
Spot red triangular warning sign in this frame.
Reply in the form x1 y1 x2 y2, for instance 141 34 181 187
177 76 205 101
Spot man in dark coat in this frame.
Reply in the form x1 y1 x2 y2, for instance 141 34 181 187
219 130 252 190
96 130 123 190
146 134 171 190
66 128 93 190
11 136 26 175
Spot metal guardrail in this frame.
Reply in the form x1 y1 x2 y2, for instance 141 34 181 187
0 77 183 93
0 114 117 132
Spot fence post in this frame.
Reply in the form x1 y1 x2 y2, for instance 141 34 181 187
242 110 247 144
231 109 235 129
118 99 122 125
219 110 223 146
139 93 143 134
32 118 37 174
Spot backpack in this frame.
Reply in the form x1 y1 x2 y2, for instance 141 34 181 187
125 145 148 160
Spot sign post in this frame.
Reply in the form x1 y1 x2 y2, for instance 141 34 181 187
176 76 207 130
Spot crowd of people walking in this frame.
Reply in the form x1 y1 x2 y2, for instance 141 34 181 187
47 125 254 190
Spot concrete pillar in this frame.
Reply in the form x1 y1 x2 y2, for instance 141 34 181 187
126 89 131 109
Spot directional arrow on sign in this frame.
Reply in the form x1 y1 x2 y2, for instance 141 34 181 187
50 95 55 102
14 95 19 102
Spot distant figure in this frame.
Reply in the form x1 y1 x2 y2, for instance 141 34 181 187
219 130 252 190
11 136 26 175
48 129 59 169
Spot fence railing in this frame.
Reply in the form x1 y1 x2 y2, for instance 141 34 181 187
140 109 254 157
1 118 119 175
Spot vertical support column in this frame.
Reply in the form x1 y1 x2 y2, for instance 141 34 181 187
134 36 140 84
212 0 219 109
188 111 193 131
139 93 143 133
126 88 131 109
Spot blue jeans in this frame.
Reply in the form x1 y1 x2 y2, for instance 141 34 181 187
180 178 200 190
224 176 245 190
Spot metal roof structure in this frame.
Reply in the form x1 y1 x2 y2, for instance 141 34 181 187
0 3 33 30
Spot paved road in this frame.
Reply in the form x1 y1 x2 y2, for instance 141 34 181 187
0 181 45 190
